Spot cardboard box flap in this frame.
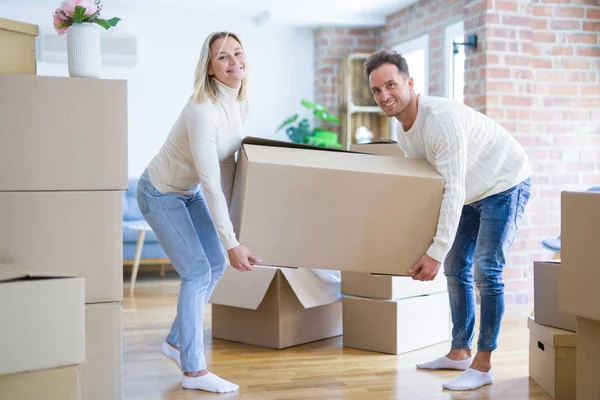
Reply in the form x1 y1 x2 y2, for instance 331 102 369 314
209 265 278 309
0 18 39 36
242 143 442 179
280 268 340 308
527 316 576 348
0 263 73 283
242 136 350 154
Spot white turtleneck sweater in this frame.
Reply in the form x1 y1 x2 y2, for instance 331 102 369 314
147 79 249 251
396 95 531 263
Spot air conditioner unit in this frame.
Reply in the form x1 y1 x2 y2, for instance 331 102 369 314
36 28 137 67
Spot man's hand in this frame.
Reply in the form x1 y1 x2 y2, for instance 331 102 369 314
408 254 441 281
227 244 261 272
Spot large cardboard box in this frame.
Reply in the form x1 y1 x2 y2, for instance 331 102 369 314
341 271 447 300
528 317 576 400
0 365 82 400
534 261 577 332
559 191 600 322
350 141 405 157
0 265 85 375
0 18 38 75
0 74 128 191
230 138 444 275
342 292 451 355
576 317 600 400
0 191 123 304
82 302 122 400
210 266 342 349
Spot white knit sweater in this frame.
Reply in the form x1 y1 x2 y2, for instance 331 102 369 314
396 95 531 263
147 79 249 251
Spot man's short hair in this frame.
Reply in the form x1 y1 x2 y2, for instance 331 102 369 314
363 49 410 79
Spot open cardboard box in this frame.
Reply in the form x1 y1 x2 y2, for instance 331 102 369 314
209 265 342 349
230 137 444 276
350 140 405 157
0 264 85 375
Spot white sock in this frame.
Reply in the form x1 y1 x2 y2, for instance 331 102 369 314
161 341 182 371
182 372 239 393
416 355 473 371
442 368 494 391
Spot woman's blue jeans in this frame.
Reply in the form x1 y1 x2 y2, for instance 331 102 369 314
136 170 227 372
444 178 531 352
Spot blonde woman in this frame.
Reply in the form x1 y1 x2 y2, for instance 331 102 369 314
137 31 260 393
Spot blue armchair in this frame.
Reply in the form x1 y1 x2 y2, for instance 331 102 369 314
123 178 170 263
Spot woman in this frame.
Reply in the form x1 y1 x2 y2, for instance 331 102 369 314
136 31 260 394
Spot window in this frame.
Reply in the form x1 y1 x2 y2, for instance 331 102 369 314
393 34 429 97
389 34 429 140
445 21 466 103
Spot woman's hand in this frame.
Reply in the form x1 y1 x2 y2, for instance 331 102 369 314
227 244 261 272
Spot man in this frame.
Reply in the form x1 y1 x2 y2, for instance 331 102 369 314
364 49 531 391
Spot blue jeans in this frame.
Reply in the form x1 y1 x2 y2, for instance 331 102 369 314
444 178 531 352
136 170 227 372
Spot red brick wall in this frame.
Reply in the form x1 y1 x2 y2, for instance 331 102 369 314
313 0 600 303
464 0 600 303
382 0 464 96
313 28 381 117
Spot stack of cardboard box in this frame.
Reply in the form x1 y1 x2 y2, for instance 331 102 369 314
528 260 577 399
558 191 600 399
529 190 600 400
0 265 85 400
0 22 128 399
341 272 450 354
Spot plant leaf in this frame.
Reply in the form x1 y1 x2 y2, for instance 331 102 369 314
106 17 121 27
301 99 326 111
313 110 340 124
276 114 298 131
94 18 111 29
73 5 85 24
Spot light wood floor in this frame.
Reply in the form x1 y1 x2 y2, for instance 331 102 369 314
123 273 551 400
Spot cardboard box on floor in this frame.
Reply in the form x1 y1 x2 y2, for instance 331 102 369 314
209 265 342 349
342 292 451 355
0 365 82 400
576 317 600 400
0 264 85 375
341 270 447 300
528 316 576 400
0 18 38 75
533 261 576 332
559 191 600 322
230 138 444 276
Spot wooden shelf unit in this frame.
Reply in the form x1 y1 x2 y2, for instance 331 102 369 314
338 53 393 150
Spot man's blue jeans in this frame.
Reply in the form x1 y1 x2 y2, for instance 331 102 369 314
136 170 227 372
444 178 531 352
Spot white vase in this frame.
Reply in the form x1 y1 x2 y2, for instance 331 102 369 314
67 23 101 78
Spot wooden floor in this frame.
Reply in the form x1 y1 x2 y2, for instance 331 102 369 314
123 273 551 400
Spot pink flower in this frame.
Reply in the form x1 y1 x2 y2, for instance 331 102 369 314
59 0 98 17
78 0 98 16
59 0 77 15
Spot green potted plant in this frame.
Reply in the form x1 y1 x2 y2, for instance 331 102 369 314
276 100 342 149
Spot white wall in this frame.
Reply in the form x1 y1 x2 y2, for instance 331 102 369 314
0 5 314 177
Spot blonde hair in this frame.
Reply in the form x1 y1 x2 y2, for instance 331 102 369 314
191 31 248 104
